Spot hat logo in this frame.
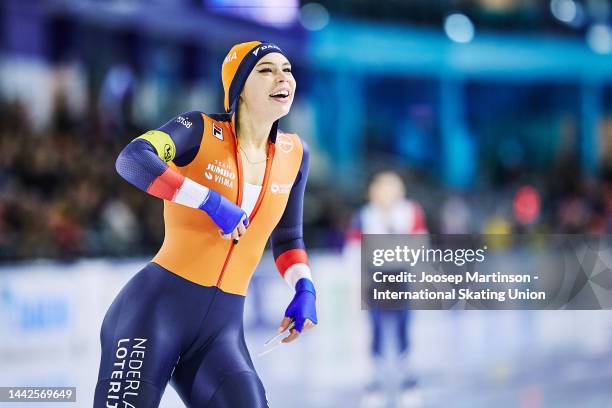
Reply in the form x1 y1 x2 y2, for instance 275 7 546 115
224 51 237 65
252 44 280 57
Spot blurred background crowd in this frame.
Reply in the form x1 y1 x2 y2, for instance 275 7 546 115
4 0 612 261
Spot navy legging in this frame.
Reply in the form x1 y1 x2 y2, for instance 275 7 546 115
94 262 268 407
369 309 411 357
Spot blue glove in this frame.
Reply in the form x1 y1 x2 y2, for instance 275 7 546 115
199 189 248 234
284 278 318 332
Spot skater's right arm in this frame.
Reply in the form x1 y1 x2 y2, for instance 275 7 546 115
115 111 247 237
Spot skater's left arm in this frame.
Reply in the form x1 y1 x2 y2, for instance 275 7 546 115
270 141 317 343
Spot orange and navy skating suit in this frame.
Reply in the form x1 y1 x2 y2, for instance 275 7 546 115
94 110 311 408
147 111 309 295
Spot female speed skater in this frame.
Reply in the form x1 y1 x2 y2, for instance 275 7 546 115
94 41 317 408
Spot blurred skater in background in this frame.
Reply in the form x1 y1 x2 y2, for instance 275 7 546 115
346 170 427 407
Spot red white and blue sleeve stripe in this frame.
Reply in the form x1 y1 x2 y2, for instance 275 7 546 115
270 141 313 289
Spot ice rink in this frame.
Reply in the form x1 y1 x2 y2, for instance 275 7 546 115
1 255 612 408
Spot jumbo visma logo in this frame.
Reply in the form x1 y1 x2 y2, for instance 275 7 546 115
204 160 236 188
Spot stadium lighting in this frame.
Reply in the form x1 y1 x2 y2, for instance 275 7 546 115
444 13 475 44
550 0 577 23
586 24 612 54
299 2 330 31
205 0 299 28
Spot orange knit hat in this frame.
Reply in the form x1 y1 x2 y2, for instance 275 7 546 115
221 41 286 114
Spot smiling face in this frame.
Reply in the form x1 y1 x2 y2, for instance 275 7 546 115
239 52 296 122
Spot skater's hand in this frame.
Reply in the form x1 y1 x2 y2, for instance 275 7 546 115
218 213 248 242
279 278 317 343
278 317 315 343
199 189 249 240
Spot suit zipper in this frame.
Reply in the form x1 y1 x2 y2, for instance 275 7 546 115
216 141 275 287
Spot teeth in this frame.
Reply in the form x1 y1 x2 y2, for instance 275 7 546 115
271 90 289 97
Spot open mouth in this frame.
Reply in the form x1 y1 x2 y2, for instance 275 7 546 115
269 90 290 102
